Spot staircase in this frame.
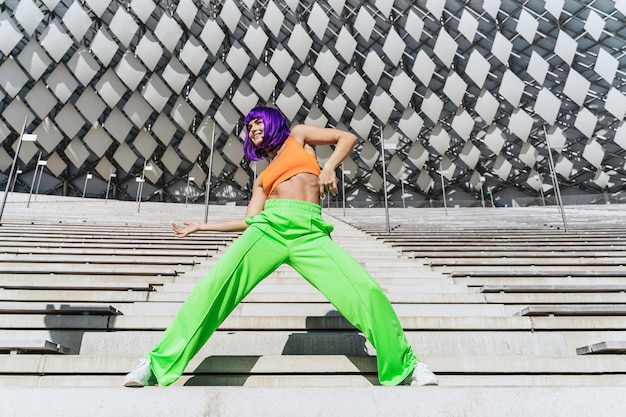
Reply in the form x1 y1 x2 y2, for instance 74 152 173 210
1 194 625 416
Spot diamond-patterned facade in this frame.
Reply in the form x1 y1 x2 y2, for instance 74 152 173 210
0 0 624 206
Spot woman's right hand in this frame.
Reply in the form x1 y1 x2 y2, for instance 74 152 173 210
172 221 200 238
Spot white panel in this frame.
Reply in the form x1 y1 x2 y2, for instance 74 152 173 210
518 142 538 167
55 103 85 138
499 70 524 107
382 27 405 66
554 154 573 179
154 13 183 52
458 9 479 41
544 0 564 18
178 132 203 162
451 108 474 141
482 0 501 18
220 0 242 33
442 71 467 106
350 106 374 139
458 141 480 169
314 46 340 84
584 10 605 41
308 3 329 40
109 7 139 47
66 46 99 86
25 81 56 119
222 134 245 164
180 37 209 76
546 126 567 150
0 58 29 97
276 84 303 121
370 87 395 124
262 1 284 38
199 19 225 55
160 146 182 174
492 155 512 180
296 67 321 103
574 107 597 138
508 107 533 142
404 10 424 42
2 99 35 132
474 90 499 125
425 0 445 19
527 51 549 84
231 81 259 115
123 91 153 127
151 113 177 146
84 0 110 17
398 108 423 140
412 50 436 87
90 28 118 67
322 86 347 121
0 12 24 55
132 129 158 160
135 32 163 71
554 30 577 66
233 167 250 188
268 44 294 82
465 49 490 88
226 42 250 79
353 6 375 40
335 26 357 62
342 67 367 105
62 1 92 41
43 152 67 178
483 125 505 154
389 70 416 108
13 0 44 35
359 140 379 169
171 96 195 131
176 0 199 29
75 87 107 125
582 140 605 169
612 123 625 151
562 69 589 107
595 48 619 85
162 58 190 94
188 78 215 115
39 20 74 62
131 0 156 23
515 9 538 44
387 154 407 179
432 28 457 67
592 170 610 189
304 105 328 126
428 125 450 155
104 108 132 143
65 137 90 168
206 61 234 98
421 89 444 123
534 87 561 125
95 69 126 107
33 117 63 153
416 170 433 192
287 24 313 63
491 32 512 65
84 125 114 157
115 52 146 91
605 88 626 121
366 170 383 192
141 74 172 112
407 141 428 169
242 23 269 60
214 100 240 133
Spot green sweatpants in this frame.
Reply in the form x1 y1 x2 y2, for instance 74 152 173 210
147 199 418 386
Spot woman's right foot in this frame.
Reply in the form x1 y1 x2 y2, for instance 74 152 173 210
123 358 157 387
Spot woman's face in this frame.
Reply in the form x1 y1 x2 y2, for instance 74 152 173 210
247 118 264 146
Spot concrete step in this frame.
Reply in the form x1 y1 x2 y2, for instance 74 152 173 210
3 385 626 417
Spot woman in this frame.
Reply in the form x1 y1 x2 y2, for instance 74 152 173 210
123 106 438 387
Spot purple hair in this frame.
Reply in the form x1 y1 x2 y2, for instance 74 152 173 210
243 106 291 161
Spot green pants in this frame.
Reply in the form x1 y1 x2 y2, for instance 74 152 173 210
147 199 418 386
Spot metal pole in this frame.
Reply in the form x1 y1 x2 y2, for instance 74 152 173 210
137 162 146 213
34 162 45 202
11 169 21 193
380 126 390 233
341 163 346 217
204 123 216 223
440 170 448 216
543 125 568 232
82 173 91 200
185 175 191 207
401 180 406 208
0 117 28 224
27 152 42 208
105 170 116 204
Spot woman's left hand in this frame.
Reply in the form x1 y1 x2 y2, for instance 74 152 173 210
318 167 338 197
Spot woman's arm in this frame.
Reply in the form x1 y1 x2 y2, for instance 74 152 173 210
172 176 267 238
290 124 357 196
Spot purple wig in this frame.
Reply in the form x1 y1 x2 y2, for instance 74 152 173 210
243 106 291 161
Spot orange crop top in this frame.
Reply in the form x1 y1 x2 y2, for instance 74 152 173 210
259 137 321 195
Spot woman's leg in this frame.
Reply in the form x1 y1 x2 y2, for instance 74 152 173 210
287 223 418 386
147 224 287 386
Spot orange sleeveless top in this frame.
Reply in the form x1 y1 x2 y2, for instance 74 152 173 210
259 137 321 195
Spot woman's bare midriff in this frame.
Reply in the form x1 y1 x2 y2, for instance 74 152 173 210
267 173 321 204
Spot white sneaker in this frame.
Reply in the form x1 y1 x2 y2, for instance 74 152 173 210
405 362 439 386
123 358 157 387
